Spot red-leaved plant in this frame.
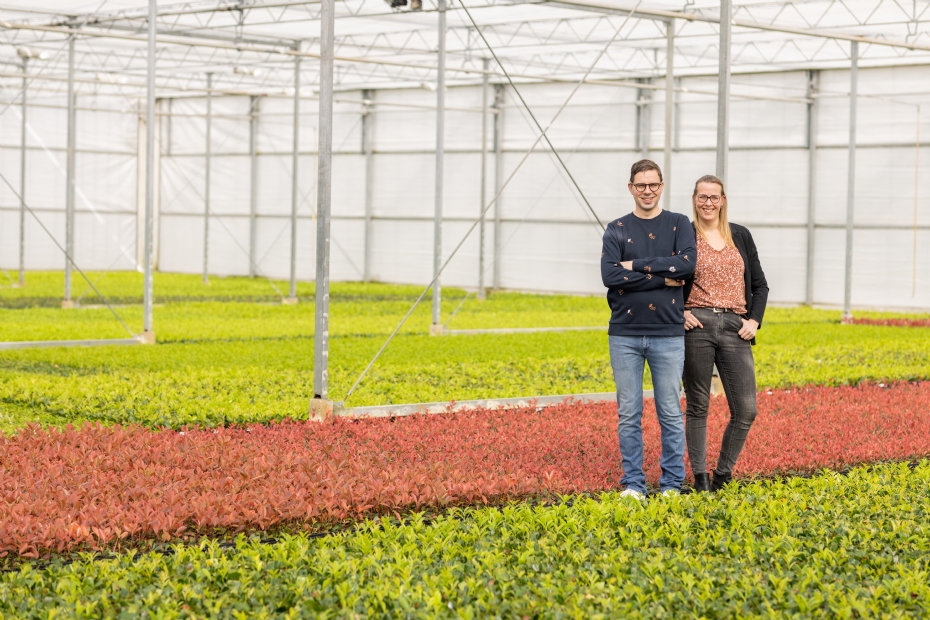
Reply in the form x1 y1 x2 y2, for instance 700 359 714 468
849 317 930 327
2 382 929 557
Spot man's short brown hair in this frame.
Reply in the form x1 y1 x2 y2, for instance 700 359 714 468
630 159 663 183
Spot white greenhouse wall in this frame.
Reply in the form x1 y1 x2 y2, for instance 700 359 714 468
0 94 139 273
2 64 929 309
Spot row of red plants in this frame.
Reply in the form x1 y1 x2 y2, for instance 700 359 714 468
3 382 930 557
849 317 930 327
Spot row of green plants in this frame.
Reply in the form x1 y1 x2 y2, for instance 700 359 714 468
2 301 930 431
1 461 927 618
0 272 429 307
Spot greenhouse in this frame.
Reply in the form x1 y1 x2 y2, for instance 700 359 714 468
1 0 929 616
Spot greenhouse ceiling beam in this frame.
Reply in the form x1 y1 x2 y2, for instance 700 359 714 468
0 69 810 105
39 0 928 41
0 23 895 104
0 69 303 99
0 19 628 85
30 11 299 49
93 21 298 49
77 0 325 25
548 0 930 52
0 0 325 27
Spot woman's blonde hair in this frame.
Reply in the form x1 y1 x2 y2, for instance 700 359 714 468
692 174 734 248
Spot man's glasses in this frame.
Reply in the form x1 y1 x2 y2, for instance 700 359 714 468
695 194 722 204
632 182 663 193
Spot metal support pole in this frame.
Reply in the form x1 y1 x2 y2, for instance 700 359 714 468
311 0 335 403
249 94 260 277
639 80 651 160
17 58 27 287
673 76 681 153
63 33 76 308
843 41 858 321
663 20 674 211
166 98 172 157
716 0 732 182
478 58 490 300
635 82 643 156
203 72 212 284
430 0 446 335
362 88 374 283
492 84 504 291
142 0 156 342
289 57 301 302
805 70 819 306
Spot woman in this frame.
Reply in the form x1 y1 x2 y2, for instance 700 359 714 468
682 175 769 492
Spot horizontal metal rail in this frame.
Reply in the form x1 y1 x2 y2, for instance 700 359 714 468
150 142 929 158
446 325 605 335
339 390 633 419
5 207 926 233
0 336 144 350
151 212 930 232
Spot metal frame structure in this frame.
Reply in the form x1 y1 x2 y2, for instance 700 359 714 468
1 0 929 403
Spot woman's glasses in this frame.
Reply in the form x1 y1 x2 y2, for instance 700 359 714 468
695 194 722 204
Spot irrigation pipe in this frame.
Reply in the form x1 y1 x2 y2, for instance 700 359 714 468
0 170 135 337
343 3 641 402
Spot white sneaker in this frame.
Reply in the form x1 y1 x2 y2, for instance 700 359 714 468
619 488 645 500
661 489 680 497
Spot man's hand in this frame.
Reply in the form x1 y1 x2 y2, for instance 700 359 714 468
620 261 633 270
739 318 759 341
664 278 685 287
684 310 703 331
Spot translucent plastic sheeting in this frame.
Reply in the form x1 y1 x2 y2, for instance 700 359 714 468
3 63 929 310
0 92 139 272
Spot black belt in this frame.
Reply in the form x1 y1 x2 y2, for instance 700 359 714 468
693 307 735 314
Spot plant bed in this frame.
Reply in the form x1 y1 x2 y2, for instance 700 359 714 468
2 461 928 618
848 317 930 328
3 381 930 558
5 300 930 429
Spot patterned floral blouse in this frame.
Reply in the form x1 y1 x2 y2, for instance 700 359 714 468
685 234 747 314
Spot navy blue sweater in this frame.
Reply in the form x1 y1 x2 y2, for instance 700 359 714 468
601 210 697 336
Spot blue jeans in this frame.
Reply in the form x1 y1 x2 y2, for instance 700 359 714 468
609 335 686 494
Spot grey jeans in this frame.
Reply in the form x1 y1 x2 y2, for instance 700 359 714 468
682 308 758 476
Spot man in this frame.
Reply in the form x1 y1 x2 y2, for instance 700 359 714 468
601 159 696 499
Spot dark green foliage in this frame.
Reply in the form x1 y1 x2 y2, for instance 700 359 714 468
1 462 927 618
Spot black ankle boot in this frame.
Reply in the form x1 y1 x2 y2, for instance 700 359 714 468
711 471 732 492
693 473 712 492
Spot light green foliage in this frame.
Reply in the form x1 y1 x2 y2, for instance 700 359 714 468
2 461 928 618
2 274 930 431
0 271 368 306
758 308 930 388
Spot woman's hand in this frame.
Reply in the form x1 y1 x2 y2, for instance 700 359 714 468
739 318 759 340
664 278 685 287
684 310 703 331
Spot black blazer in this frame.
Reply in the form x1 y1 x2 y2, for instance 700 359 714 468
683 222 769 341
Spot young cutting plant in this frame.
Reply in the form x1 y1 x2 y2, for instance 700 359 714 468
0 461 927 618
